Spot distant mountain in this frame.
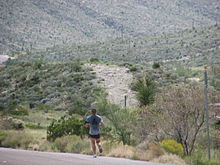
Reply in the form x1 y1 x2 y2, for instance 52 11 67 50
0 0 219 54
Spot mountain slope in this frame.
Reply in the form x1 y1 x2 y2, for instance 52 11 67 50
0 61 96 113
0 0 219 54
15 25 220 67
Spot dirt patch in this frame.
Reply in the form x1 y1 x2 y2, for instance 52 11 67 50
0 55 14 66
87 64 138 108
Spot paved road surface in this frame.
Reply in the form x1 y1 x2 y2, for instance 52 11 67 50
0 148 168 165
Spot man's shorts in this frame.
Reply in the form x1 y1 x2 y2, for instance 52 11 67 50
89 134 100 139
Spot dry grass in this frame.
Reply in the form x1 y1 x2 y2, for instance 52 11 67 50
38 140 54 152
134 142 165 161
152 154 186 165
107 144 135 159
105 141 166 161
1 131 33 149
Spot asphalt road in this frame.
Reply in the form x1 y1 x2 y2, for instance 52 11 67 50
0 148 167 165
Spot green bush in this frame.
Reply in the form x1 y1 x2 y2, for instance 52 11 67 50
71 60 82 72
90 57 100 63
9 105 29 116
25 123 44 129
1 131 33 149
34 60 44 69
152 62 160 69
161 139 184 156
47 116 86 141
129 66 138 72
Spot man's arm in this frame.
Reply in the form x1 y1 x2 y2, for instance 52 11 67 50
99 118 104 126
99 122 104 126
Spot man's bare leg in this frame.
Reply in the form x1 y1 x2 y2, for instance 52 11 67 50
90 138 96 157
96 138 103 153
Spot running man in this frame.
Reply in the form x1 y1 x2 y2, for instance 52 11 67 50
84 108 104 158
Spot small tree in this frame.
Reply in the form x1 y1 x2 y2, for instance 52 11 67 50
156 85 219 155
95 96 136 145
134 105 163 142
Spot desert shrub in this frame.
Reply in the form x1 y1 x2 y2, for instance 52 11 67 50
90 57 100 63
1 131 33 149
0 131 7 145
47 116 86 141
66 136 90 153
0 117 24 130
34 104 52 112
147 142 165 158
95 97 137 145
152 154 186 165
134 142 165 161
25 123 44 129
161 139 184 156
71 60 82 72
129 66 137 72
39 141 53 152
212 125 220 149
185 151 220 165
152 62 160 69
9 105 29 116
28 143 40 151
34 60 44 69
102 141 123 154
73 74 84 83
107 143 134 159
52 135 89 153
52 136 70 152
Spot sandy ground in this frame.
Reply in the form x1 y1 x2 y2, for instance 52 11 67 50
87 64 138 108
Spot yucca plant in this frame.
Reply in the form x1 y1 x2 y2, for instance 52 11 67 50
133 77 156 107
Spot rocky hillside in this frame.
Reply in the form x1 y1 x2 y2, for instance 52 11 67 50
0 0 219 54
87 64 138 108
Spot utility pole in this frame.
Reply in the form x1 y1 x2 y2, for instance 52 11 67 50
204 66 211 160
